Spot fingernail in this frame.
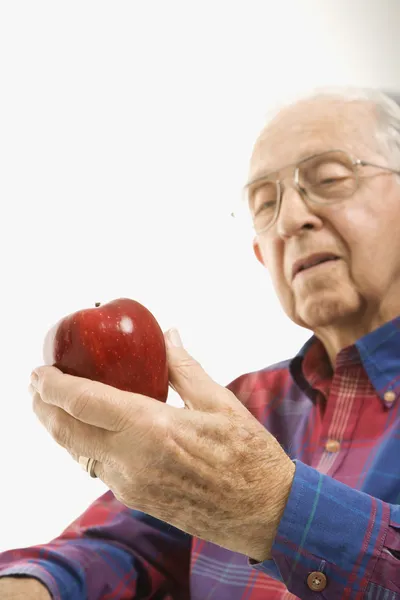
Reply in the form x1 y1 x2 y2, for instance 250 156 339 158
167 328 183 348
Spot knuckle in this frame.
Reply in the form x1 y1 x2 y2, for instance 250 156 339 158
181 355 200 370
152 410 170 434
175 357 202 381
70 384 91 419
112 408 132 432
124 409 170 453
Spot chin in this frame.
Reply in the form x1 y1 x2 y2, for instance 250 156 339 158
296 299 357 328
291 287 362 329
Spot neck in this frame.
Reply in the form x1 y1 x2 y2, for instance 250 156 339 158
314 307 400 367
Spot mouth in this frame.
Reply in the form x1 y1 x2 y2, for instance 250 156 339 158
292 253 341 280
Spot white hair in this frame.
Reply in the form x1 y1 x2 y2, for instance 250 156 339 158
267 86 400 169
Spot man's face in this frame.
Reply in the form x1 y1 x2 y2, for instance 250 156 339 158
251 98 400 333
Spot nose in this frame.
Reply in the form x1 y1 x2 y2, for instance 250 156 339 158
275 183 323 239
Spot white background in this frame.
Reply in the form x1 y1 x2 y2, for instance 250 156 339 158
0 0 399 552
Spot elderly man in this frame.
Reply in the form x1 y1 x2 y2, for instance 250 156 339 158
1 87 400 600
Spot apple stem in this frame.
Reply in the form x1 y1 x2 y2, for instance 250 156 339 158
95 302 101 307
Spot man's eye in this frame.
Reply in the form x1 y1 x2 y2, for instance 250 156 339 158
317 175 351 186
251 183 276 212
254 201 274 215
319 176 343 185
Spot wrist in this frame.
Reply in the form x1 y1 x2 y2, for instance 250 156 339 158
248 459 296 563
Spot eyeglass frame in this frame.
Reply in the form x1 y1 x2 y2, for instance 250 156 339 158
237 149 400 235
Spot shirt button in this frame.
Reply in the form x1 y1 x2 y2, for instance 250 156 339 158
325 439 340 453
384 391 396 403
307 571 327 591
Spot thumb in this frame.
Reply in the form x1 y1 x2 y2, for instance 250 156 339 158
164 328 232 412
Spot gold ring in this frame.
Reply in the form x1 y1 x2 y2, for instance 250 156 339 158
78 456 98 478
87 457 98 478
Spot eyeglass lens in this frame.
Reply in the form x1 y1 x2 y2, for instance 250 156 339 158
247 150 358 232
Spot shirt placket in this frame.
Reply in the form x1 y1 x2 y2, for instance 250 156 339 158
314 365 364 477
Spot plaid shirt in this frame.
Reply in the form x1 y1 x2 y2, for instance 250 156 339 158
1 318 400 599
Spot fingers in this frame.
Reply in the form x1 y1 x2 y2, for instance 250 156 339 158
32 366 164 432
32 389 112 464
165 341 242 414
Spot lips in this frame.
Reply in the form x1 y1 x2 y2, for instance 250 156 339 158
292 253 340 280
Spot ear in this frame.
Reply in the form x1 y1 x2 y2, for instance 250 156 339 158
253 236 267 267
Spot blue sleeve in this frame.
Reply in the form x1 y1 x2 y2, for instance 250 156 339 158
249 461 400 598
0 490 192 599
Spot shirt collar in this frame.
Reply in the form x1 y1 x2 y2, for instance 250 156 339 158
289 317 400 407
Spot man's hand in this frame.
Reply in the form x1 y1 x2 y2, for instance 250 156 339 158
30 329 295 562
0 577 52 599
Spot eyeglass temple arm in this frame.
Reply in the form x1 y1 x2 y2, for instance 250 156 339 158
356 159 400 176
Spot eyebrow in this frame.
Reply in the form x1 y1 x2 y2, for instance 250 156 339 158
245 159 298 188
245 171 274 189
245 148 347 188
246 153 310 187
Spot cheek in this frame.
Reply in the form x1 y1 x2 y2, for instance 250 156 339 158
350 231 400 284
332 198 400 289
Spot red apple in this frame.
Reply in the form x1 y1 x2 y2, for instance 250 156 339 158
43 298 169 402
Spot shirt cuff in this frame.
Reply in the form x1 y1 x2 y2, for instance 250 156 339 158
248 460 390 597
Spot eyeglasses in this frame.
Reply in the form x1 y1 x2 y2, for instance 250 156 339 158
231 149 400 235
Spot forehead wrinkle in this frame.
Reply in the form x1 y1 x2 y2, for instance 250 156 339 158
248 99 383 184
